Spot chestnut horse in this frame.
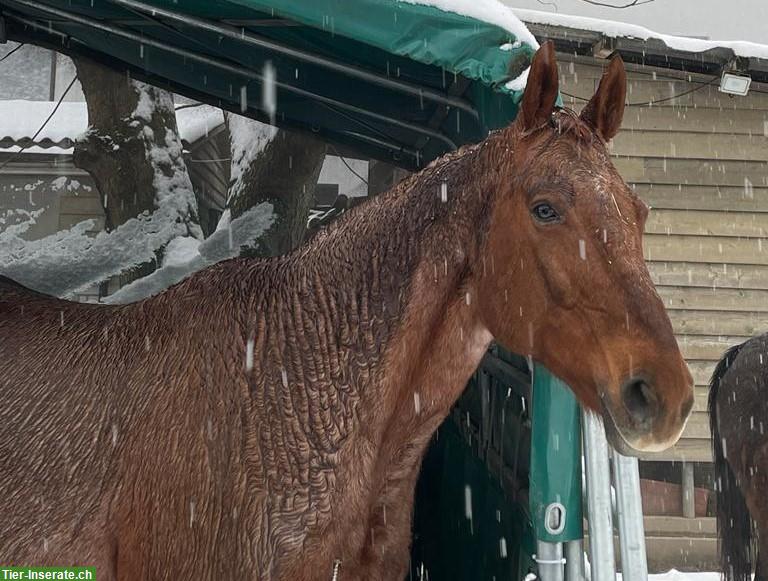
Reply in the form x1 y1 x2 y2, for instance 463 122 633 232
0 43 693 580
710 334 768 581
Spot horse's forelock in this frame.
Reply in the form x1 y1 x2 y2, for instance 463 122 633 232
507 108 599 160
514 108 609 169
549 108 596 143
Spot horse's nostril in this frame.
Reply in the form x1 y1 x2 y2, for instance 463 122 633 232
622 377 657 428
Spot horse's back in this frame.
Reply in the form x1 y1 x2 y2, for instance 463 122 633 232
0 274 115 384
0 269 258 576
715 334 768 396
0 277 118 566
0 274 92 318
0 274 45 302
712 333 768 471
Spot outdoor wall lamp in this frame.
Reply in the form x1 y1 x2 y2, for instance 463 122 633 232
719 71 752 96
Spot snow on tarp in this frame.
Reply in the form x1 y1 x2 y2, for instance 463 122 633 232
399 0 539 49
0 100 224 150
105 203 275 304
513 8 768 60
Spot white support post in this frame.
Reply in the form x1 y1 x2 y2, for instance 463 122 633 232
682 463 696 519
565 539 587 581
537 541 565 581
612 451 649 581
581 410 617 581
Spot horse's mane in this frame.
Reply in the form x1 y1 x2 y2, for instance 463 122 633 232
291 137 491 274
174 108 597 310
550 107 595 142
274 108 597 287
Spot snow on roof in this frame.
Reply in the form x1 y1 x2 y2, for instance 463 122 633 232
513 8 768 61
0 145 72 155
399 0 539 49
0 101 225 151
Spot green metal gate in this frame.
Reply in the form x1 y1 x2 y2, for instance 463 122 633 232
410 348 586 580
412 346 650 581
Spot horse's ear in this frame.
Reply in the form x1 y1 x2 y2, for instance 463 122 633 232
580 55 627 141
517 42 559 133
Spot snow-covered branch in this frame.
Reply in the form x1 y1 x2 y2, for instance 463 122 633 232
105 203 275 304
0 197 190 298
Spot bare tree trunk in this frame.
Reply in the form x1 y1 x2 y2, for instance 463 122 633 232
225 113 326 257
72 56 201 284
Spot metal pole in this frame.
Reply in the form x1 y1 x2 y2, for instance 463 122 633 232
612 451 649 581
682 463 695 519
537 541 565 581
581 410 616 581
102 0 480 118
565 539 587 581
3 0 459 150
48 48 56 101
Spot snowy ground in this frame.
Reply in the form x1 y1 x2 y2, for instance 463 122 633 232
623 571 719 581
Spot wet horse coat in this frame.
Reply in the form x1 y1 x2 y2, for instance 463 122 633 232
710 334 768 581
0 45 693 580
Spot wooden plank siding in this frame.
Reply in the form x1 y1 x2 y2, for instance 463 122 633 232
559 59 768 462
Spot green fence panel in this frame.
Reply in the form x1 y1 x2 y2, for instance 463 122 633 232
529 364 584 543
411 419 537 581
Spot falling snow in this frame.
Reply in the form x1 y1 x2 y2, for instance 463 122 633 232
0 4 763 579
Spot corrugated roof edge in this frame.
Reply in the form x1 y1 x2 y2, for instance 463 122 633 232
0 101 225 152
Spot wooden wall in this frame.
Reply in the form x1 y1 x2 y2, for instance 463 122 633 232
559 56 768 462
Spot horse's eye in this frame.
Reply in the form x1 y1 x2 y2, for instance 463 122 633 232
532 202 560 223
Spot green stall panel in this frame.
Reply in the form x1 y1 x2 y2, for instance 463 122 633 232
412 353 585 579
529 364 584 544
410 419 537 581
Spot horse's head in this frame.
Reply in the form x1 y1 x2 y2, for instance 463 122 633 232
477 42 693 455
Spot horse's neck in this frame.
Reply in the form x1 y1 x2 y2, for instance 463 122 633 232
250 149 493 488
306 152 493 398
225 150 502 569
366 225 494 472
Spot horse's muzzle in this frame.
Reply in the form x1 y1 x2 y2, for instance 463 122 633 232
600 376 694 456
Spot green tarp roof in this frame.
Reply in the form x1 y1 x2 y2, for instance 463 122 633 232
0 0 536 168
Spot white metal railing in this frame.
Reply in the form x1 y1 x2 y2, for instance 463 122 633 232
581 411 648 581
537 411 649 581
